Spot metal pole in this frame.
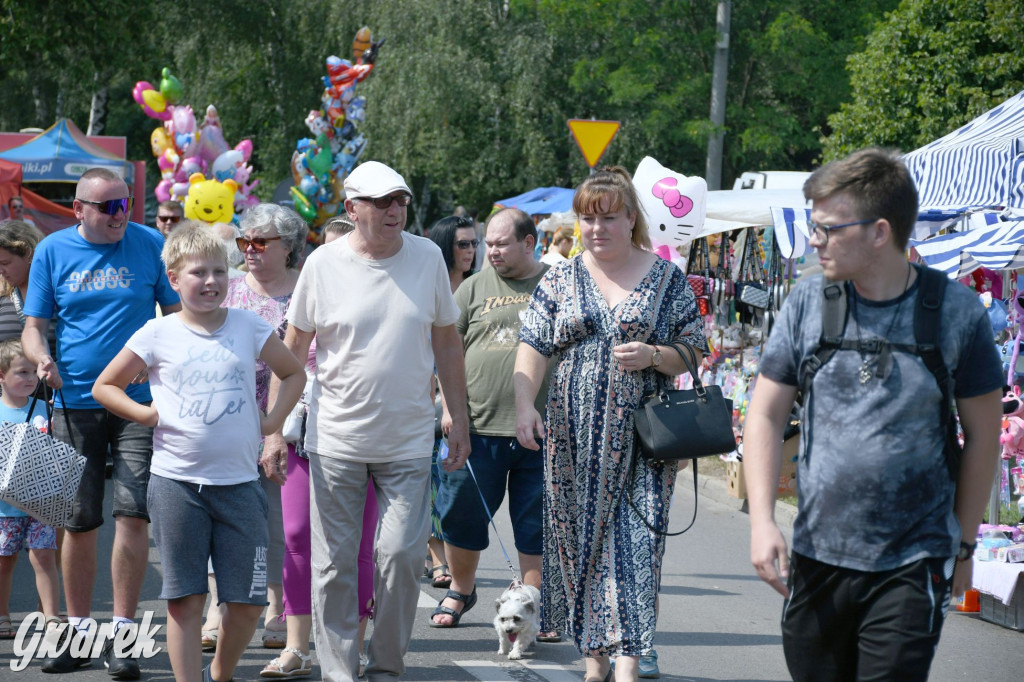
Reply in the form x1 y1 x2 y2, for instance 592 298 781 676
705 1 730 191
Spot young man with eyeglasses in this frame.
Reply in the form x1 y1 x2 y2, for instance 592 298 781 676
743 148 1002 682
154 200 185 237
265 160 470 681
21 168 181 678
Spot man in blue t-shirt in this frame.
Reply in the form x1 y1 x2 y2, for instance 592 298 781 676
744 148 1003 682
21 168 180 678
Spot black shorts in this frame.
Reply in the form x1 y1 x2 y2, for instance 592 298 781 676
781 552 953 682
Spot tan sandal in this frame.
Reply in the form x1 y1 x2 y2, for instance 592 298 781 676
260 648 312 679
201 629 218 651
0 615 16 639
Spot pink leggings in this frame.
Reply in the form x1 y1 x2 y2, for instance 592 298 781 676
282 446 378 619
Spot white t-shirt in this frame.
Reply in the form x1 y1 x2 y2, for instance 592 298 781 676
287 232 460 462
540 250 567 266
127 309 274 485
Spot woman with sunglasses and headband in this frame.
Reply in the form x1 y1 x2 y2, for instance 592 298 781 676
421 216 478 589
430 216 478 294
215 204 311 673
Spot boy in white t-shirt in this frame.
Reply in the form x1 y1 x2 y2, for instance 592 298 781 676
0 339 61 638
93 225 305 682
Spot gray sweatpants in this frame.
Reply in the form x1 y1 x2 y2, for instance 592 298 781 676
309 454 431 682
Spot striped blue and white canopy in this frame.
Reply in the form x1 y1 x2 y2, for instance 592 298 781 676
903 89 1024 211
909 216 1024 278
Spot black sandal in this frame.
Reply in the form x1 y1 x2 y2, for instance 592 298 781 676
428 587 477 628
429 564 452 588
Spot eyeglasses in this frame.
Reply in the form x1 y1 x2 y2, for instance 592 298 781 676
455 239 479 250
808 218 878 246
353 193 412 209
156 214 181 224
236 236 283 253
78 197 133 216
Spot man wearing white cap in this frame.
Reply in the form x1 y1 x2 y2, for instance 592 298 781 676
268 161 470 680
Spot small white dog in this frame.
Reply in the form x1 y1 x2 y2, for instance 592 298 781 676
494 583 541 660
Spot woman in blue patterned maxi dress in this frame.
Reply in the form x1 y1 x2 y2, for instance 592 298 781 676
515 167 705 682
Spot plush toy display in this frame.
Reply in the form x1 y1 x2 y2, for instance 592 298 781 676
1000 386 1024 460
183 173 239 224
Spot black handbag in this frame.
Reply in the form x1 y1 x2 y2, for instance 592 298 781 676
634 343 735 462
628 343 735 537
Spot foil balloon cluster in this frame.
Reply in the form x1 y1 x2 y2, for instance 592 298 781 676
133 67 258 221
290 27 384 235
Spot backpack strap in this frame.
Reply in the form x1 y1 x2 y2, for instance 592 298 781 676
913 265 960 481
798 278 848 397
799 265 960 480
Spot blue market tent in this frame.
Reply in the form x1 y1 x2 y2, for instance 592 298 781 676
910 215 1022 278
0 119 134 184
903 90 1024 212
495 186 574 216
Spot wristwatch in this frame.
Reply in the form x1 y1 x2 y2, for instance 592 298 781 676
956 541 976 562
651 346 662 368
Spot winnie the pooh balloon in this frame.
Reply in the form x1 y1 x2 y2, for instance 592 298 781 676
632 156 707 248
184 173 238 224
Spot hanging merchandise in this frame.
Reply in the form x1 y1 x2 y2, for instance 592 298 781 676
685 237 713 317
735 228 769 325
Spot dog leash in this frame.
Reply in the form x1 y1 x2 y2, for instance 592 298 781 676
465 459 524 589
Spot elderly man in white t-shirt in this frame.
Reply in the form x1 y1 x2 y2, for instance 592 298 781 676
266 161 470 681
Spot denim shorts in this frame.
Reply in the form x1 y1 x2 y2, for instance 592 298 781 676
52 407 153 532
435 434 543 554
0 516 58 554
148 474 269 605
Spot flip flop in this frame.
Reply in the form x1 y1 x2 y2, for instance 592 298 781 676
429 564 452 589
428 587 477 628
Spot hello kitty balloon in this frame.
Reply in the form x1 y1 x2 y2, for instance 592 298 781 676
632 156 707 248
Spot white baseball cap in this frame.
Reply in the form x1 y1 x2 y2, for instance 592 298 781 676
344 161 412 199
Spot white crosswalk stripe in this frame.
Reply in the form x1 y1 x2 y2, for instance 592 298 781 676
418 589 438 609
453 659 580 682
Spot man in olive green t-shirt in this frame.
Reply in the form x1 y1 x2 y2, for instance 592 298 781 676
431 208 554 631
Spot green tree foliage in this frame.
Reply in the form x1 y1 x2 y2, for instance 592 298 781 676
824 0 1024 159
14 0 1013 229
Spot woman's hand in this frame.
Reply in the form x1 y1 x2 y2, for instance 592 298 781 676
613 342 656 372
261 432 289 485
516 405 545 451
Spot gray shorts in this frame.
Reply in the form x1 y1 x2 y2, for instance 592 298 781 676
147 474 269 605
53 407 153 532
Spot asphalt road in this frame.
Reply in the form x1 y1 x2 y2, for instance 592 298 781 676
2 475 1020 680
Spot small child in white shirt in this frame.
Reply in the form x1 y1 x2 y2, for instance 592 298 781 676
93 224 305 682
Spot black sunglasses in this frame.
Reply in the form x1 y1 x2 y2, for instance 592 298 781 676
354 194 412 209
156 214 181 224
78 197 133 216
236 236 283 253
455 239 479 250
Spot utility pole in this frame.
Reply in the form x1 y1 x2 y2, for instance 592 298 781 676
705 0 730 191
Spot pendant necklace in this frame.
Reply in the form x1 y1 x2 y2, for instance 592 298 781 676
853 264 912 385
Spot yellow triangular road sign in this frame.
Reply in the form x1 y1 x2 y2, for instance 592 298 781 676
567 119 620 168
